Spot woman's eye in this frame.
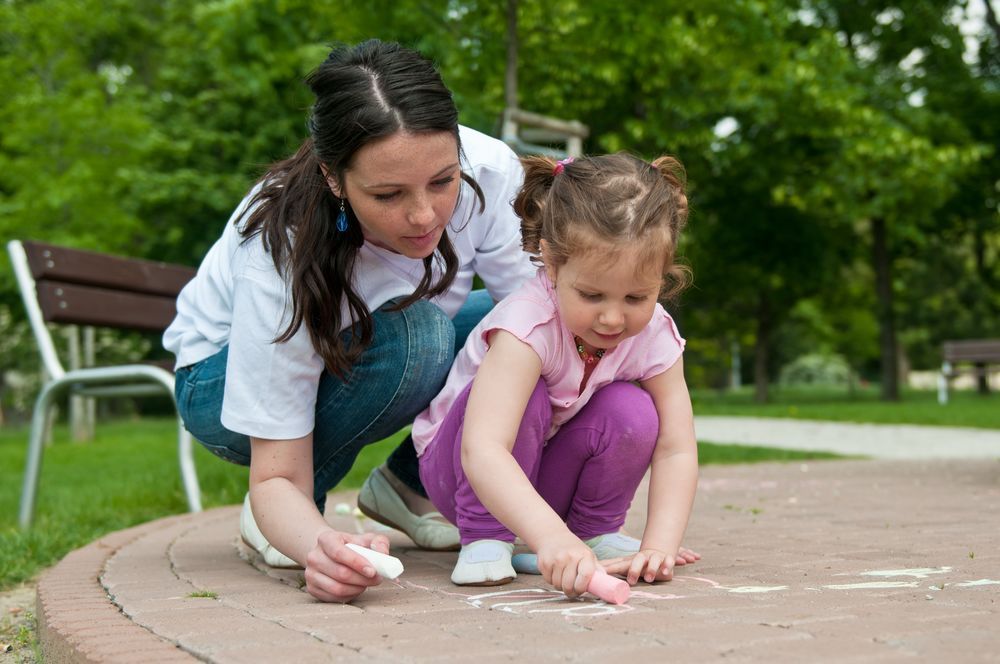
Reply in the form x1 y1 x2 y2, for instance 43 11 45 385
374 191 399 202
431 176 456 188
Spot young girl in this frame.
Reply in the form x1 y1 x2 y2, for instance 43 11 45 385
412 153 700 595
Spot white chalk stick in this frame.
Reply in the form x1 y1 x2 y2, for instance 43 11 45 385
345 543 404 579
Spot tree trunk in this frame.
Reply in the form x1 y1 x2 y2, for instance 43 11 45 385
984 1 1000 55
871 216 899 401
975 363 990 395
753 295 771 403
505 0 518 111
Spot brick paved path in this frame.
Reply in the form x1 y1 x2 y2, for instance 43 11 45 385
36 458 1000 662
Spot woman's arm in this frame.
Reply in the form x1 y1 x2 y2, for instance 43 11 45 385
461 330 599 597
248 435 389 603
624 357 699 584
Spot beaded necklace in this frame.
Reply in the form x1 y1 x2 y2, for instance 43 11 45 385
574 336 606 366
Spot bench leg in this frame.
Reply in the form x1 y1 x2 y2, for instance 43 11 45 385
178 423 202 513
937 362 951 405
20 382 63 529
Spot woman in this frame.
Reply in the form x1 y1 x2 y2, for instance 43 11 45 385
164 39 535 603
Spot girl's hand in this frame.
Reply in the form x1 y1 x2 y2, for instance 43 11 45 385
623 549 675 584
536 535 600 598
303 530 391 603
601 545 699 584
674 546 701 566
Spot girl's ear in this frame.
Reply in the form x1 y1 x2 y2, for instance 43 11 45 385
319 163 343 198
540 239 558 284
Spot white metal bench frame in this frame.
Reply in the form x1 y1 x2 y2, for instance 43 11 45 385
8 239 202 528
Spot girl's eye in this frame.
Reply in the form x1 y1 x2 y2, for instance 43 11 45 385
578 291 602 302
374 191 400 202
626 295 649 303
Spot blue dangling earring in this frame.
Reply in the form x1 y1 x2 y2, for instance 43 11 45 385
336 198 349 232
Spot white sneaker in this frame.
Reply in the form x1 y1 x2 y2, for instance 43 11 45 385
239 493 301 569
585 532 641 559
450 540 516 586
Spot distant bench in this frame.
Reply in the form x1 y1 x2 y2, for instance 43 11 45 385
7 239 202 528
937 339 1000 405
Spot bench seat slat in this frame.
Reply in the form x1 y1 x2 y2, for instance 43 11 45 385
23 241 195 297
37 281 180 332
943 340 1000 363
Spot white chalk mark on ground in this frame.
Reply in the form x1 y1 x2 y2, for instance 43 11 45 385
955 579 1000 587
824 581 921 590
464 588 634 617
448 567 991 617
836 567 952 579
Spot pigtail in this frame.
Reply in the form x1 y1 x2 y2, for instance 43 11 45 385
514 155 559 262
649 155 692 301
650 156 689 232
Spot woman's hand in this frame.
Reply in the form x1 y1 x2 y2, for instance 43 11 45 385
302 530 392 603
536 535 600 598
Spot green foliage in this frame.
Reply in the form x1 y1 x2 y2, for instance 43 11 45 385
0 0 995 407
779 352 854 386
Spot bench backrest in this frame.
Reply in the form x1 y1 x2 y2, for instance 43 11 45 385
20 241 195 331
943 339 1000 364
8 240 195 379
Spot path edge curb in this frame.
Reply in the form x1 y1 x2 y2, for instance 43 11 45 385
35 514 198 663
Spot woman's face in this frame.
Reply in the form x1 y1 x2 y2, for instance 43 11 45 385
332 130 461 259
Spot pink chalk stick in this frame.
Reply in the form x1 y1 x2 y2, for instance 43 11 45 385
588 567 630 605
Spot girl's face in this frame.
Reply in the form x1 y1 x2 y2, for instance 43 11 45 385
331 130 461 258
544 241 663 355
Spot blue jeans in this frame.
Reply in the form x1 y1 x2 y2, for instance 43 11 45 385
175 290 493 512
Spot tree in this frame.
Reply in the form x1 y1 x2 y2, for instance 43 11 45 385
800 0 992 399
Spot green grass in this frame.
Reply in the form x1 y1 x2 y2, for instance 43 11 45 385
691 386 1000 429
696 442 846 464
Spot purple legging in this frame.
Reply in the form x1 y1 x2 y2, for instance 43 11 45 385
418 379 659 545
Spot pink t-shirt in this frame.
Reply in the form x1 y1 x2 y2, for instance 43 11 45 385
411 269 686 455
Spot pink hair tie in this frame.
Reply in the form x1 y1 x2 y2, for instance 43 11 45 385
553 156 575 176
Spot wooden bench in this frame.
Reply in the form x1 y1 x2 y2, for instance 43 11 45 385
937 339 1000 404
7 239 202 528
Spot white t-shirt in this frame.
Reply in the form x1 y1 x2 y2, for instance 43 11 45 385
163 125 535 440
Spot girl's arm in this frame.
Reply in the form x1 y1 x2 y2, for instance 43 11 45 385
248 435 389 603
461 330 599 597
626 357 699 584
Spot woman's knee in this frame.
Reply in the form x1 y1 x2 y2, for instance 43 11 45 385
374 299 456 401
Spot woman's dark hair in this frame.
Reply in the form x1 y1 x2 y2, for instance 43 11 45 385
516 152 691 301
241 40 484 377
